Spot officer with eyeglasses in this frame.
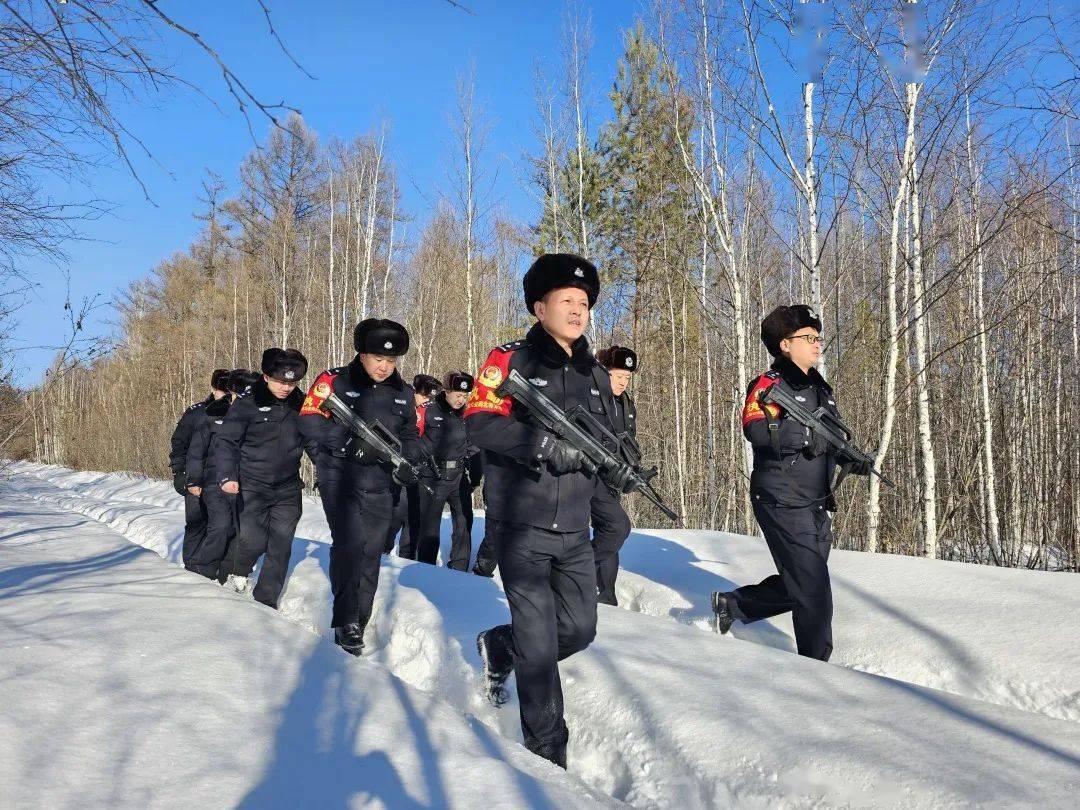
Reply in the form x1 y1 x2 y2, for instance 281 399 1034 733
711 305 868 661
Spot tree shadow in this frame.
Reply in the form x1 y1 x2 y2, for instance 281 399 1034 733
616 530 795 651
0 544 145 600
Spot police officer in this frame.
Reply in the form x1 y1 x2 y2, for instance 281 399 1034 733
469 253 613 769
591 346 637 606
387 374 442 558
299 318 421 656
186 369 259 580
414 371 474 570
214 348 314 608
169 368 229 569
711 305 869 661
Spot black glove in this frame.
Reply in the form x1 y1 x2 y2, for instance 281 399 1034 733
392 462 420 487
836 448 874 477
546 441 593 475
172 471 187 496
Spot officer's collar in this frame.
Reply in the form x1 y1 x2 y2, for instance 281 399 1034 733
206 396 230 417
432 391 464 415
771 357 831 391
348 356 405 389
527 321 594 366
251 378 304 411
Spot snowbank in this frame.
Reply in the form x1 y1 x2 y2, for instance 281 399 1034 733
5 462 1079 808
0 487 615 808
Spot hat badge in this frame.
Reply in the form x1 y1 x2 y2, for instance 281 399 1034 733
625 357 633 368
384 341 393 350
574 267 585 278
459 381 467 390
285 370 295 380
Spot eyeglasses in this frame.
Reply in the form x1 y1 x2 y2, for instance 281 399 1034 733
786 333 823 345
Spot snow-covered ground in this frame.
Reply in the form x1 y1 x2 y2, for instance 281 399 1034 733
3 461 1079 808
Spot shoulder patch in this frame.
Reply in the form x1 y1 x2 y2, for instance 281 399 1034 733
300 370 339 418
742 373 782 427
465 346 515 419
497 338 527 352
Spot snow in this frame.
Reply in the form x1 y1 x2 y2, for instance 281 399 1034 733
3 461 1079 808
0 484 615 809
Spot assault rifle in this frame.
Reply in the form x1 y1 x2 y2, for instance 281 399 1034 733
760 384 894 488
496 369 680 523
321 392 435 495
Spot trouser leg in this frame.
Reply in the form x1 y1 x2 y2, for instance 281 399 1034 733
590 486 631 606
190 485 237 579
732 501 834 661
497 523 596 760
414 479 449 565
250 486 302 608
385 485 404 554
446 474 471 571
473 516 499 576
395 485 420 560
322 475 393 628
181 491 208 569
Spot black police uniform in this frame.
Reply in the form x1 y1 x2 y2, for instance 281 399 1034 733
591 389 635 606
213 379 314 608
299 359 420 630
185 396 238 579
727 356 839 661
415 393 472 570
169 396 213 567
466 321 614 763
385 412 422 559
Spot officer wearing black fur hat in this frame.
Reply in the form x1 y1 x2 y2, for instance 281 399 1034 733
170 368 229 568
414 371 475 570
186 369 259 579
468 253 615 769
590 346 638 606
386 374 442 558
299 318 421 656
711 305 869 661
212 348 315 608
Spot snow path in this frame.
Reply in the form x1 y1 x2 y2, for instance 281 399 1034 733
5 462 1080 808
0 488 617 809
611 528 1080 724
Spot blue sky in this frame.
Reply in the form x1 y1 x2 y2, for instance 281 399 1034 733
12 1 642 386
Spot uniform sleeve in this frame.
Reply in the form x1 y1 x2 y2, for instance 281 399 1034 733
185 420 209 486
397 398 421 464
464 348 555 465
214 398 252 484
417 405 439 458
742 374 810 452
169 408 196 474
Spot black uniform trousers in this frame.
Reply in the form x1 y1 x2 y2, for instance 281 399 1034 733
493 520 597 758
181 491 208 570
218 483 302 608
472 480 498 575
730 499 834 661
386 484 420 558
320 472 394 628
590 485 632 606
190 485 239 580
415 470 472 570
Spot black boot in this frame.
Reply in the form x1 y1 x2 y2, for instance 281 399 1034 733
335 621 366 656
471 558 496 578
711 591 737 635
476 624 514 707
